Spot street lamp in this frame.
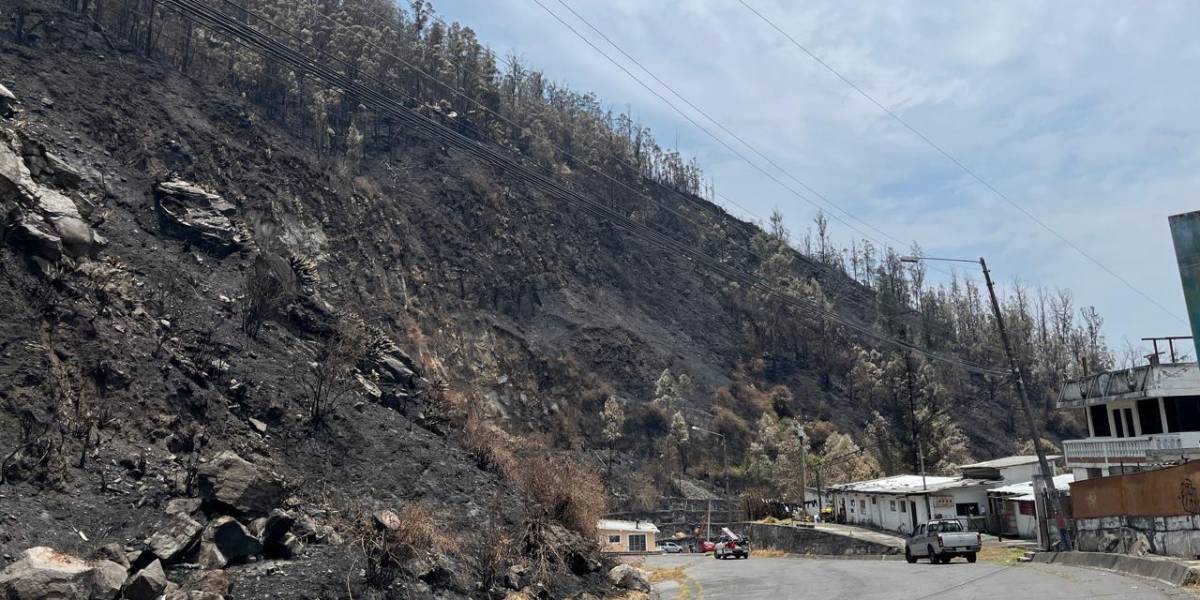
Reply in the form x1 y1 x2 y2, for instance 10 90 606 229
692 425 731 526
900 254 1061 550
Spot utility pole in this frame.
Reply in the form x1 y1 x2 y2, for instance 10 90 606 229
980 257 1059 550
795 423 808 516
900 254 1064 550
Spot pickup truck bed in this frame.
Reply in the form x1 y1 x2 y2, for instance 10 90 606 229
905 520 981 564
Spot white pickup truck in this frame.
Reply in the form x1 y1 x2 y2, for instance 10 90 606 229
904 520 981 564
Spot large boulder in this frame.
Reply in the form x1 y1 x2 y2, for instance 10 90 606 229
196 451 285 518
7 214 63 261
606 564 650 593
154 179 246 254
0 546 125 600
123 559 167 600
146 513 204 563
0 129 35 203
204 516 262 563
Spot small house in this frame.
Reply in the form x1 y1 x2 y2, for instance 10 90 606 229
597 519 659 553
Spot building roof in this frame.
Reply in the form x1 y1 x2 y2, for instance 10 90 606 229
987 474 1075 501
1057 362 1200 409
959 455 1061 470
830 474 998 495
829 475 960 495
597 519 660 534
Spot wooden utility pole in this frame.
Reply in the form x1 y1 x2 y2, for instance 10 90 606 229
796 423 808 515
980 257 1060 550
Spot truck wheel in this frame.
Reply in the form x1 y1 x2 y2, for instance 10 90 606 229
714 552 721 560
905 547 917 564
966 552 977 564
927 546 940 564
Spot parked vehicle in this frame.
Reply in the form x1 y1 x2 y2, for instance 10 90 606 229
698 539 716 553
658 541 684 554
713 527 751 560
905 520 981 564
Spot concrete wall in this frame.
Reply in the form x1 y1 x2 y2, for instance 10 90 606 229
739 523 900 556
1076 514 1200 559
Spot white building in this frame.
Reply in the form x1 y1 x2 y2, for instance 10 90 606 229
829 475 993 535
1057 361 1200 480
959 455 1063 486
987 474 1075 539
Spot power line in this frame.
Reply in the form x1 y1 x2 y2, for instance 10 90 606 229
736 0 1186 325
535 0 958 281
154 0 1009 376
290 0 911 312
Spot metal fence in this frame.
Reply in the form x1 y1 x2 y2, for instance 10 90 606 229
1071 460 1200 519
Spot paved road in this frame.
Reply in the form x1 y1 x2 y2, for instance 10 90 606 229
648 555 1190 600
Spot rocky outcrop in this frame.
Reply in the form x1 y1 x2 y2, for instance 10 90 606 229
1 127 97 260
0 546 125 600
154 179 247 254
197 451 286 518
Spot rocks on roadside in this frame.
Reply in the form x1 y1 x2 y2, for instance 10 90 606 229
0 546 124 600
606 564 650 593
153 179 248 255
196 450 285 518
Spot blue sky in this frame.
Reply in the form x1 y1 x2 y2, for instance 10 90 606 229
434 0 1200 357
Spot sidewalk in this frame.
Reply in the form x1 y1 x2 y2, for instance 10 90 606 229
813 523 905 551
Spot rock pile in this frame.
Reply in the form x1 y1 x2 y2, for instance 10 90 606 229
0 451 336 600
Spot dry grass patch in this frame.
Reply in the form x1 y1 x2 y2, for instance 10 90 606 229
753 548 788 558
646 565 687 584
977 546 1030 565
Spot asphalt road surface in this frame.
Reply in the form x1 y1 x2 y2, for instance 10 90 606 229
648 555 1191 600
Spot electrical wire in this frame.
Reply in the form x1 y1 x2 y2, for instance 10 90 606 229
736 0 1186 325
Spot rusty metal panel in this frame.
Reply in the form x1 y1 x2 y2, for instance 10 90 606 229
1170 211 1200 356
1071 462 1200 519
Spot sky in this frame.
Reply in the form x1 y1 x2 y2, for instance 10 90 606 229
433 0 1200 357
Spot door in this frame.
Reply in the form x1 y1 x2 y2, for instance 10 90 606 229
628 534 646 552
910 502 918 532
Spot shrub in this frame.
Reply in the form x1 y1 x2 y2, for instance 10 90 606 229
516 454 604 538
240 254 295 338
303 316 369 424
353 502 460 587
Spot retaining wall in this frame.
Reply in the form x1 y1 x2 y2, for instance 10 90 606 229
739 523 901 556
1076 515 1200 559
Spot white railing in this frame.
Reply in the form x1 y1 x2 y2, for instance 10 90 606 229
1063 433 1200 465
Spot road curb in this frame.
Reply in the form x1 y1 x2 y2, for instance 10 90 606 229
1032 551 1200 587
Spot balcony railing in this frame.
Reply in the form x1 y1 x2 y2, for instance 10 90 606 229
1063 432 1200 465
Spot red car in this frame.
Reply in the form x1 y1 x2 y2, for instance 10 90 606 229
698 539 716 553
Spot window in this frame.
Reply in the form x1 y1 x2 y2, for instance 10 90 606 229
1018 501 1035 516
860 500 866 510
871 496 877 505
1138 398 1164 435
889 500 897 511
628 534 646 552
1089 404 1111 436
608 535 621 544
900 502 907 513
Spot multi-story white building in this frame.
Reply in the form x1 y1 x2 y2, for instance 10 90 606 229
1057 361 1200 480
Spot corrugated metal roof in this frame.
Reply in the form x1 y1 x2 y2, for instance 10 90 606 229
597 519 660 533
959 455 1062 470
987 474 1075 497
